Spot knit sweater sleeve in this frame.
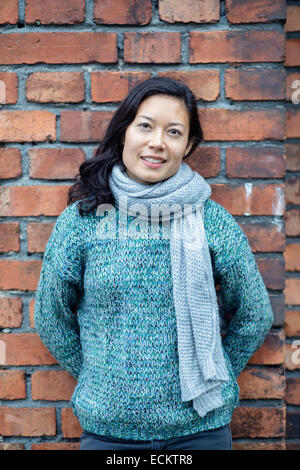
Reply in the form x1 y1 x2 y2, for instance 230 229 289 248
34 202 84 379
205 200 274 379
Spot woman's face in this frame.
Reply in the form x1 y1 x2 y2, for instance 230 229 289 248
121 94 194 185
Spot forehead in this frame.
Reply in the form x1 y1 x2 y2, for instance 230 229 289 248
135 94 189 123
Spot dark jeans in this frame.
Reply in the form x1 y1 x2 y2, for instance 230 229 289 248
80 424 232 450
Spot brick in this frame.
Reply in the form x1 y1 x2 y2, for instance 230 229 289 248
226 146 285 178
285 210 300 237
185 147 220 177
0 186 70 216
286 442 300 451
238 366 285 400
29 299 35 328
233 441 285 451
285 143 300 171
285 39 300 67
286 109 300 138
287 410 300 438
286 73 300 103
0 0 18 24
28 148 85 179
189 31 284 63
0 333 57 365
211 183 285 216
286 177 300 205
26 72 85 103
159 0 219 23
285 5 300 32
0 443 25 450
286 378 300 405
225 68 285 101
60 111 113 142
257 256 285 290
31 370 76 401
226 0 285 24
231 406 285 438
0 73 18 104
61 408 82 438
239 222 285 253
31 442 80 450
0 297 22 328
285 279 300 306
0 223 20 253
285 343 300 371
124 32 181 64
284 244 300 271
91 71 151 103
285 310 300 337
25 0 85 24
0 149 22 179
0 33 117 65
0 111 56 143
248 331 285 366
27 222 55 253
0 407 56 436
0 260 42 291
0 370 26 399
269 294 285 327
199 108 285 141
158 70 220 101
94 0 152 25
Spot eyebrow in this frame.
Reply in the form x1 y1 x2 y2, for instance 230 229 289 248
137 115 185 127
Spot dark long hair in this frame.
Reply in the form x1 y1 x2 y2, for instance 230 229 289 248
67 77 203 216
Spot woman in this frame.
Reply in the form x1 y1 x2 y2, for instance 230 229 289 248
34 77 274 451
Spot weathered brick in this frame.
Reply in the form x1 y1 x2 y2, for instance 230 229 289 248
284 310 300 337
0 407 56 436
239 222 285 253
285 39 300 67
0 443 25 450
226 146 285 178
0 260 42 291
285 143 300 171
0 186 70 216
0 149 22 179
26 72 85 103
225 68 285 101
91 71 151 103
286 177 300 205
286 109 300 138
248 331 285 365
61 408 82 438
0 73 18 104
231 406 285 438
60 111 113 142
0 33 117 65
199 108 285 141
0 297 22 328
285 5 300 32
94 0 152 25
189 31 284 63
226 0 285 24
124 32 181 63
284 244 300 272
286 73 300 103
285 343 300 371
287 410 300 438
285 209 300 237
0 370 26 399
0 223 20 253
159 0 219 23
29 299 35 329
31 442 80 450
158 70 220 101
25 0 85 24
27 222 54 253
286 378 300 405
0 111 56 143
211 183 285 216
285 279 300 306
233 441 285 450
238 367 285 400
0 0 18 24
269 294 285 327
258 257 285 290
185 147 220 178
28 148 85 179
0 333 57 365
31 370 76 401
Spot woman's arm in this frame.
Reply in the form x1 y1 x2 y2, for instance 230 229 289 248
34 203 84 379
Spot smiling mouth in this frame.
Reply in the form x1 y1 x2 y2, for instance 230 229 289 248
141 156 166 163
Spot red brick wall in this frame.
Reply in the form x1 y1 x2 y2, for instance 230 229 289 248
0 0 295 450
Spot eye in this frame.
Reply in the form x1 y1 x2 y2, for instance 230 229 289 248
138 122 151 129
169 129 181 136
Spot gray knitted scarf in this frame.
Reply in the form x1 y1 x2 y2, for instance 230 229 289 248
108 160 229 418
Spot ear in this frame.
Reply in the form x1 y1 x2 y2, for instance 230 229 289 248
184 137 195 157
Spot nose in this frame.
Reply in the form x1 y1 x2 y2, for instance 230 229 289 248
148 130 165 149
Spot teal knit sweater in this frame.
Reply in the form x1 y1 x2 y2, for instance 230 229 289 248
34 198 274 440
